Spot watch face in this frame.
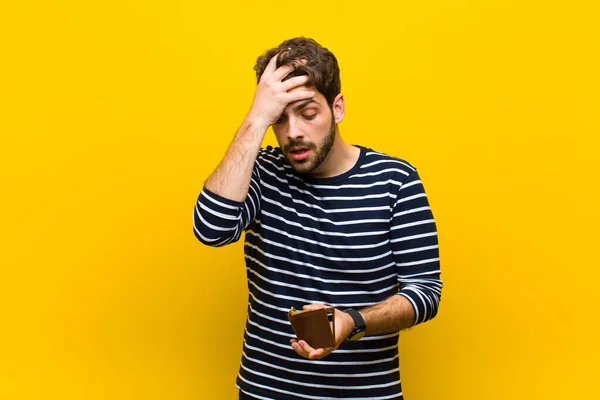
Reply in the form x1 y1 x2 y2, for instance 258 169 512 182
350 330 366 341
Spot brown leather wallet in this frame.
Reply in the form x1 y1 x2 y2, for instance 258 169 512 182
288 307 336 348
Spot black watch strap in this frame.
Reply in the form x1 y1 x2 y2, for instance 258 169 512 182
344 308 366 341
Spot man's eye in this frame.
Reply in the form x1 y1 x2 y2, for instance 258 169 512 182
275 116 286 124
303 114 317 120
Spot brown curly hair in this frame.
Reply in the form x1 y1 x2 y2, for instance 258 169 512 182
254 37 341 106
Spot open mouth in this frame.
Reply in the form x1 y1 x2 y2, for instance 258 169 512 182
288 147 311 161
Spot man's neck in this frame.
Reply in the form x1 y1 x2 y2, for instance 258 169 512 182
309 135 360 179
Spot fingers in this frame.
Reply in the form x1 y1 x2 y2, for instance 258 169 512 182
290 339 329 360
290 338 304 356
262 53 279 77
262 52 308 90
272 55 308 81
284 90 315 104
272 63 296 81
309 348 326 359
281 75 309 91
291 339 313 358
250 51 313 126
302 303 327 311
262 52 294 81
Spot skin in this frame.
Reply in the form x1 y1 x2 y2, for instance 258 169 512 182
204 52 416 361
271 86 360 178
205 54 315 202
290 297 416 360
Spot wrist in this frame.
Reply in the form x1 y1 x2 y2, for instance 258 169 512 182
343 309 367 341
244 112 271 133
340 311 356 340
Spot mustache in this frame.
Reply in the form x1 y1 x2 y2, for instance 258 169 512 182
283 141 316 153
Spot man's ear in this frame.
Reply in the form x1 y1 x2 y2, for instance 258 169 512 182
331 94 345 124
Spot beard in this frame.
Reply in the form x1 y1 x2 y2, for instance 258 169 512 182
282 119 336 175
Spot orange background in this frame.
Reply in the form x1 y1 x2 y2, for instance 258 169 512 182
1 1 599 399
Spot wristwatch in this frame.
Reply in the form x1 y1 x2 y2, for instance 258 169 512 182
344 308 366 341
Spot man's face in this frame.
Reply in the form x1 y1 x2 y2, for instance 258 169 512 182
272 87 336 175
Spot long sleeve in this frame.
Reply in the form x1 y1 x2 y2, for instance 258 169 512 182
193 159 262 247
391 169 443 326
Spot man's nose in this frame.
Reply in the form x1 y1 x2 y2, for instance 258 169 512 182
286 117 304 141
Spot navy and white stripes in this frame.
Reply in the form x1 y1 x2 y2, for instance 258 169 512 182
194 145 442 400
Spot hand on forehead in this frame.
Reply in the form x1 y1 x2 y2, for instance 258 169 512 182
278 48 309 75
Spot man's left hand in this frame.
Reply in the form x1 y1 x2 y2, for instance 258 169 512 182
290 303 355 360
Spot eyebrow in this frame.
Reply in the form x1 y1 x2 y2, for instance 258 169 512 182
294 99 319 112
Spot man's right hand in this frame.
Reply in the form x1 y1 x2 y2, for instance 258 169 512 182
246 53 315 130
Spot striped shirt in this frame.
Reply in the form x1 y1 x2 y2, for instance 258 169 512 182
193 145 442 400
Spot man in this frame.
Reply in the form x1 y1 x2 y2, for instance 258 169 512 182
193 37 442 400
